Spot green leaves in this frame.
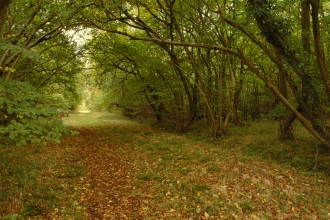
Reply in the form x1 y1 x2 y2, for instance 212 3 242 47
0 42 40 60
0 79 69 146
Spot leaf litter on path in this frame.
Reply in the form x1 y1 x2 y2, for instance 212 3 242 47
62 126 144 219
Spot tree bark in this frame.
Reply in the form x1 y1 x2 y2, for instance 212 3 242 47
0 0 11 33
309 0 330 101
276 48 294 140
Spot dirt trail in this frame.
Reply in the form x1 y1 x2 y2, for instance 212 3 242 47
62 126 144 220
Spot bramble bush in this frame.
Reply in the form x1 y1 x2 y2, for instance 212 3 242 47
0 79 71 146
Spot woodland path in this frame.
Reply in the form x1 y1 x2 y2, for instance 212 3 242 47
68 127 142 219
59 112 330 220
62 115 152 219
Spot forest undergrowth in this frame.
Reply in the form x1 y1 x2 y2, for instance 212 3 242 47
1 112 330 219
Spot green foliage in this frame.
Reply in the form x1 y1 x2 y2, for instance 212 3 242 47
0 42 40 60
1 0 83 112
0 79 68 146
269 102 291 119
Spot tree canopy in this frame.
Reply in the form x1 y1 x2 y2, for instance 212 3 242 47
1 0 330 148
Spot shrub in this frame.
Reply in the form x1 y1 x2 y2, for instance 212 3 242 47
0 79 68 146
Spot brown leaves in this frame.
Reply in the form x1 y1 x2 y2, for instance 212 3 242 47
63 127 143 219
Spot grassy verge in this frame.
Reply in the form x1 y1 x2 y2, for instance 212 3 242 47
223 120 330 176
0 126 85 219
124 119 330 219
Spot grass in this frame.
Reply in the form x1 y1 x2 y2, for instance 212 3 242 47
2 112 330 219
63 111 129 127
235 120 330 175
188 119 330 175
0 135 85 219
127 118 330 219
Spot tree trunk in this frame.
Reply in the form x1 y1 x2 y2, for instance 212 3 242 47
238 49 330 148
246 0 330 148
309 0 330 101
233 60 245 126
276 49 294 140
0 0 10 33
222 51 236 134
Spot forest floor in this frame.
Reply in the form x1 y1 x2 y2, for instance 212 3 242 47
1 112 330 219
